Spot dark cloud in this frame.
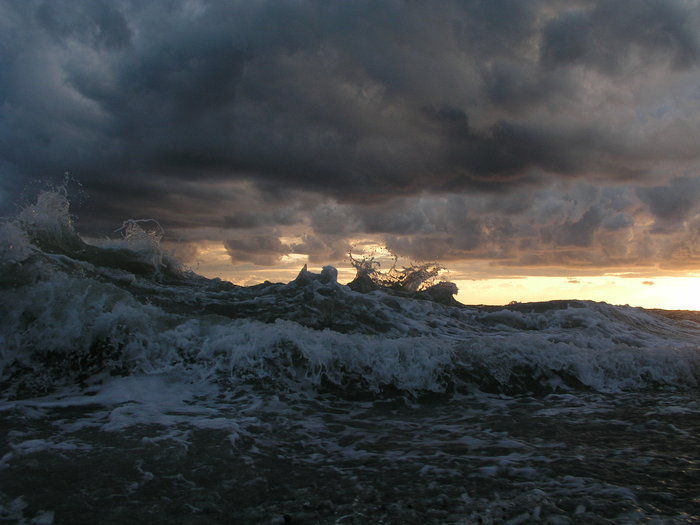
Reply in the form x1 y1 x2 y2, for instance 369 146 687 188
546 206 604 248
541 0 700 73
291 233 350 264
224 208 301 229
36 0 132 50
2 0 700 274
637 177 700 231
224 234 291 266
480 61 565 113
424 107 607 182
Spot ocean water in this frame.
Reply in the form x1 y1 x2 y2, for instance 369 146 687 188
1 190 699 524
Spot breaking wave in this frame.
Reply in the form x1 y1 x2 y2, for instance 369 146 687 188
1 190 700 400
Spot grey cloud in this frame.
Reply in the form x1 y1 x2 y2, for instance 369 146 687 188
637 176 700 231
384 235 453 262
422 106 618 188
75 173 700 272
3 0 700 275
540 12 590 70
541 0 700 73
460 0 537 49
4 0 699 221
291 233 350 264
480 61 568 113
601 213 632 232
547 207 604 248
224 234 291 266
324 179 697 269
355 200 438 236
224 208 301 229
36 0 132 50
310 205 357 236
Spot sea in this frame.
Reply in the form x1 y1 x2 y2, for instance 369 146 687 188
1 189 699 524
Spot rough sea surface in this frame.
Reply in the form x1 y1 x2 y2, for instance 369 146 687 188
1 191 699 524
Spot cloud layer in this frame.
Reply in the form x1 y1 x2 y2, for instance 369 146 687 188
2 0 700 275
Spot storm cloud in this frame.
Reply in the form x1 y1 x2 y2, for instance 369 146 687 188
2 0 700 275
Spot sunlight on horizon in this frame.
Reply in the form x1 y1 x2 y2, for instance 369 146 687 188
188 240 700 311
452 276 700 311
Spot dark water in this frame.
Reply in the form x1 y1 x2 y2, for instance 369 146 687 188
2 389 699 524
1 190 700 523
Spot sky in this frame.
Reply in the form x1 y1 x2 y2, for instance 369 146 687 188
2 0 700 309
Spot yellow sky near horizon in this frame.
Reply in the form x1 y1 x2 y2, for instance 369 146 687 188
187 240 700 311
452 275 700 310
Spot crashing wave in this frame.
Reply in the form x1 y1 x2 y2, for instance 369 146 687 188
347 252 461 306
1 190 700 399
3 189 184 280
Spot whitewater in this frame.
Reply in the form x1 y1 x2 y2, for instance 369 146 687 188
1 189 699 524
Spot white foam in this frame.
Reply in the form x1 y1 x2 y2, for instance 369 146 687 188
3 274 700 397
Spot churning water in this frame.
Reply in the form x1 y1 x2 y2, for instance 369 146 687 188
1 190 699 523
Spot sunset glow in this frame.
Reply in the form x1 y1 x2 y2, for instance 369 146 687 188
453 275 700 311
190 239 700 310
